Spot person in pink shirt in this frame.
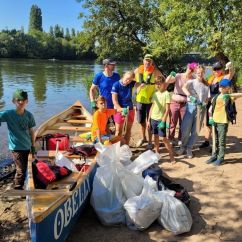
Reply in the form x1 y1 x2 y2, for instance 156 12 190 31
165 62 197 146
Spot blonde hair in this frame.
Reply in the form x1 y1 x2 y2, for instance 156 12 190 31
155 75 165 83
196 65 208 86
96 96 106 103
123 70 135 79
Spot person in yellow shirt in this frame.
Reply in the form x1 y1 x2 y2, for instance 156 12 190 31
206 79 242 166
91 96 122 144
134 54 164 149
147 76 176 164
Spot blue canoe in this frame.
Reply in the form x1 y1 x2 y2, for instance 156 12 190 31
25 101 97 242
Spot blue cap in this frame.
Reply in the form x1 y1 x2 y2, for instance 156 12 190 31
219 79 231 87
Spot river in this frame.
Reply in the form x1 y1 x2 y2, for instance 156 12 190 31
0 58 134 157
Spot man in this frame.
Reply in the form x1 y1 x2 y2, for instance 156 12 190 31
89 58 120 110
134 54 163 149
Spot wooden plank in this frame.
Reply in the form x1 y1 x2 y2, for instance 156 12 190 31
65 119 92 124
36 150 81 158
47 126 91 132
70 136 87 142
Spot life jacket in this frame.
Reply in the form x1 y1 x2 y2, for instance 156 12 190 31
138 65 155 85
211 94 237 124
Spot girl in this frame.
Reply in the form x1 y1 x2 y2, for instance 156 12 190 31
176 65 210 158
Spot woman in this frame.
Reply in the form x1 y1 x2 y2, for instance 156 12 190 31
176 65 210 158
165 62 197 146
111 71 136 145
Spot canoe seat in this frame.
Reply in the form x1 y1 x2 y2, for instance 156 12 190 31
48 126 91 132
65 119 92 124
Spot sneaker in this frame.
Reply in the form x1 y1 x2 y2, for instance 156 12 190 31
186 149 193 159
146 143 153 150
169 140 176 146
136 139 147 147
178 140 182 147
176 147 185 156
206 156 217 164
199 141 210 149
213 159 222 166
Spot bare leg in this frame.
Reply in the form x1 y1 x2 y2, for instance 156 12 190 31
124 121 133 145
205 126 212 140
141 122 147 141
154 134 160 153
162 137 176 163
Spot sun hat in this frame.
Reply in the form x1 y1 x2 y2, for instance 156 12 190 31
144 54 153 60
219 79 232 87
12 89 28 100
212 62 223 71
102 58 117 65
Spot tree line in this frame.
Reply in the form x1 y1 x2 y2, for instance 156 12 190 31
0 5 96 60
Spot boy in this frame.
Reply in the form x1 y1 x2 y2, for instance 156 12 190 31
206 79 242 166
0 89 36 189
91 96 123 144
147 76 176 164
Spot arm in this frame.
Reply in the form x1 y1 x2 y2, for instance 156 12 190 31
224 62 235 80
89 84 99 102
182 81 191 97
162 103 170 123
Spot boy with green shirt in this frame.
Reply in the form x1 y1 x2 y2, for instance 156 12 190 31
147 76 176 164
206 79 242 166
0 89 36 189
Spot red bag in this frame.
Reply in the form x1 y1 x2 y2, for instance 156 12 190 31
43 133 70 150
33 160 72 187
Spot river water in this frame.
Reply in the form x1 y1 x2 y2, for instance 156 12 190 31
0 58 134 157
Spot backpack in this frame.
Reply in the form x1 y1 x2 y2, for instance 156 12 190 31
32 160 72 188
68 144 97 159
212 94 237 124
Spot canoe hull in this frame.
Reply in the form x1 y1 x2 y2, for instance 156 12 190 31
29 164 96 242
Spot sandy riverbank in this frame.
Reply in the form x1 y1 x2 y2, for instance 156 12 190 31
1 98 242 242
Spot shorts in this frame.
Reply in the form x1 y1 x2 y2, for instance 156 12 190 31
113 109 135 124
136 102 152 124
150 119 166 137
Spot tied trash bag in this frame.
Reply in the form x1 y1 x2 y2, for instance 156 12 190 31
124 176 162 230
126 150 159 174
120 145 132 166
90 162 126 225
155 191 192 235
55 152 78 172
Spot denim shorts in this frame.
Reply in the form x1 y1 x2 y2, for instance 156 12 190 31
150 119 166 137
136 102 152 123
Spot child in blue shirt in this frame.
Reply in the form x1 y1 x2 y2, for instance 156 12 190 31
0 89 36 189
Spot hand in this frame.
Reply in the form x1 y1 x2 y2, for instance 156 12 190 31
91 101 96 109
147 121 151 129
209 118 215 126
31 146 36 155
222 94 230 101
198 102 206 109
158 121 165 129
225 61 232 70
122 107 128 116
170 71 176 77
189 95 197 104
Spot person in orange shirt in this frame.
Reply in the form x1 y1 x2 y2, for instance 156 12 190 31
91 96 122 144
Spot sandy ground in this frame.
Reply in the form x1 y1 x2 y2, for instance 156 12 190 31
1 98 242 242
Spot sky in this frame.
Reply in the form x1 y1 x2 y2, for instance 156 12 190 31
0 0 86 32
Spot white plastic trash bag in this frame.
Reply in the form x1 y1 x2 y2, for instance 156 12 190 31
120 145 132 166
90 163 126 225
124 176 162 230
55 152 78 172
95 142 121 167
117 167 143 199
127 150 159 174
155 191 192 234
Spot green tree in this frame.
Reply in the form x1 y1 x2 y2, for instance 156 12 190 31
49 26 54 37
29 5 43 32
71 28 76 38
79 0 160 60
54 24 64 38
65 28 71 40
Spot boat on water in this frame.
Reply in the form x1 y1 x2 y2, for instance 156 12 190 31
3 100 97 242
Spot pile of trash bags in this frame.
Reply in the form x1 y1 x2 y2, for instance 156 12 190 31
91 142 192 235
